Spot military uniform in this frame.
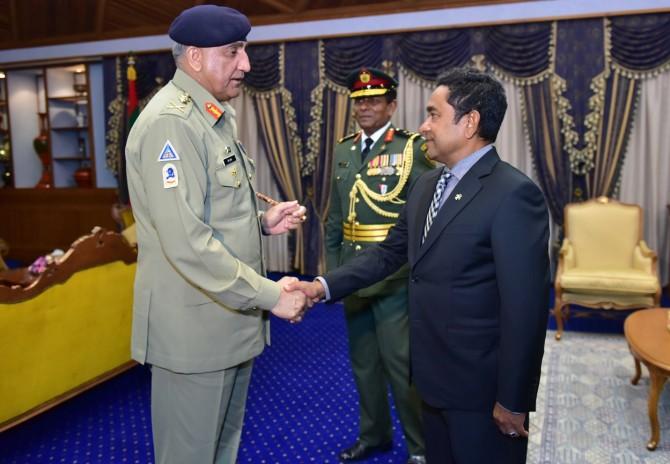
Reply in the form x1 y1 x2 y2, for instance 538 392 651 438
125 6 280 463
325 74 434 458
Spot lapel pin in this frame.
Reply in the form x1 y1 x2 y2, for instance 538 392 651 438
454 193 463 200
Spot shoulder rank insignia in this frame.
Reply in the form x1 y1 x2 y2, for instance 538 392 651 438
179 93 191 104
205 102 223 120
157 140 180 162
394 128 417 138
338 131 360 144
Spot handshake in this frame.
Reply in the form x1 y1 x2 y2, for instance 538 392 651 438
269 276 327 323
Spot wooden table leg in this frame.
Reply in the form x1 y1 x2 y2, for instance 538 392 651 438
646 367 668 451
632 358 641 385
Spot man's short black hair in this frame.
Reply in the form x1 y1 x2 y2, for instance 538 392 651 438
436 67 507 143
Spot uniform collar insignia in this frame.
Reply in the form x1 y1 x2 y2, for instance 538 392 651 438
205 102 223 120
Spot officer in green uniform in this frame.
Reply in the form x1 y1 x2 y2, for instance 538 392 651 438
125 5 309 464
325 68 434 464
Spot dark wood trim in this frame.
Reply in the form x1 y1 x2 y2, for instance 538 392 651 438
96 0 107 35
8 0 18 42
294 0 311 13
0 3 669 52
0 360 137 433
259 0 294 14
0 188 120 263
0 228 137 303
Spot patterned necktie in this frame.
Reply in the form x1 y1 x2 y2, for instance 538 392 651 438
361 137 373 160
422 169 452 245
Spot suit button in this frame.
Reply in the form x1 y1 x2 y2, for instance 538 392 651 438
355 245 362 251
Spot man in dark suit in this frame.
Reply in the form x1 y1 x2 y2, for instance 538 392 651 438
291 67 550 463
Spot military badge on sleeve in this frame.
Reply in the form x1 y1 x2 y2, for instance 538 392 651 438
157 140 180 162
162 163 179 189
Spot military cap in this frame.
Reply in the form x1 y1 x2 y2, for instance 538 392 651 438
168 5 251 47
346 67 398 99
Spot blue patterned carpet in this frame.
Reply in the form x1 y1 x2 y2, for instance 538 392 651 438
0 303 411 464
1 303 670 463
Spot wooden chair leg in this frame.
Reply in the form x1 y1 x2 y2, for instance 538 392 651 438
554 302 566 341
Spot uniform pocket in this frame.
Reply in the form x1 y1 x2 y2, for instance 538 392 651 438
215 162 242 188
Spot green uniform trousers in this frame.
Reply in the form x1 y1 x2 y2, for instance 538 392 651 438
151 361 253 464
344 284 424 455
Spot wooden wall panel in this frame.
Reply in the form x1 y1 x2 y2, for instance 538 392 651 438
0 188 118 264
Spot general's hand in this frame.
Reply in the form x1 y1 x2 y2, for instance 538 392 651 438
492 402 528 439
262 200 307 235
285 280 325 303
271 276 313 322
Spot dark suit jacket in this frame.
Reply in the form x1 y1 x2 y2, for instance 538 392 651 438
326 148 550 413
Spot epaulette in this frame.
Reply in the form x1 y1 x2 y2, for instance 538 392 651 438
160 92 193 119
393 128 419 138
338 132 359 144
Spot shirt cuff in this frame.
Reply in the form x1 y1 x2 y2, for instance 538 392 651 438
314 276 331 301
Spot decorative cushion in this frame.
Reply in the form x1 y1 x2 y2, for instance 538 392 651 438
560 268 660 295
560 292 655 309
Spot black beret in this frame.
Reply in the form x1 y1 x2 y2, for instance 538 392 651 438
346 67 398 99
168 5 251 47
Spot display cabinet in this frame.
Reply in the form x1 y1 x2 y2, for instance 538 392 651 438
0 72 11 187
46 65 95 188
5 63 107 189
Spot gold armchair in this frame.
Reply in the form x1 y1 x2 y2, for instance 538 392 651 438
553 197 661 340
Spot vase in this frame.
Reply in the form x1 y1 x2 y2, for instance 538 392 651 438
73 166 93 188
34 112 52 188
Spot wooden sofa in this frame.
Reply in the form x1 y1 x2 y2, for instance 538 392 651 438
0 228 137 431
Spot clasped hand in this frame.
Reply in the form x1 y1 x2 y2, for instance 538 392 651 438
270 277 313 323
270 278 326 323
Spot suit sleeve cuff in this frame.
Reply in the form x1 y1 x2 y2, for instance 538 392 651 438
497 402 523 415
315 276 331 301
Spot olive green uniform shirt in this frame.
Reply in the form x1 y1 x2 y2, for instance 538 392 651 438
325 126 434 297
125 69 280 373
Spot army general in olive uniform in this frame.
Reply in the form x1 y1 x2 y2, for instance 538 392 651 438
125 5 308 464
325 68 434 464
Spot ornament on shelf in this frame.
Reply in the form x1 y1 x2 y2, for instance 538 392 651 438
73 69 87 96
73 137 92 188
34 112 52 188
